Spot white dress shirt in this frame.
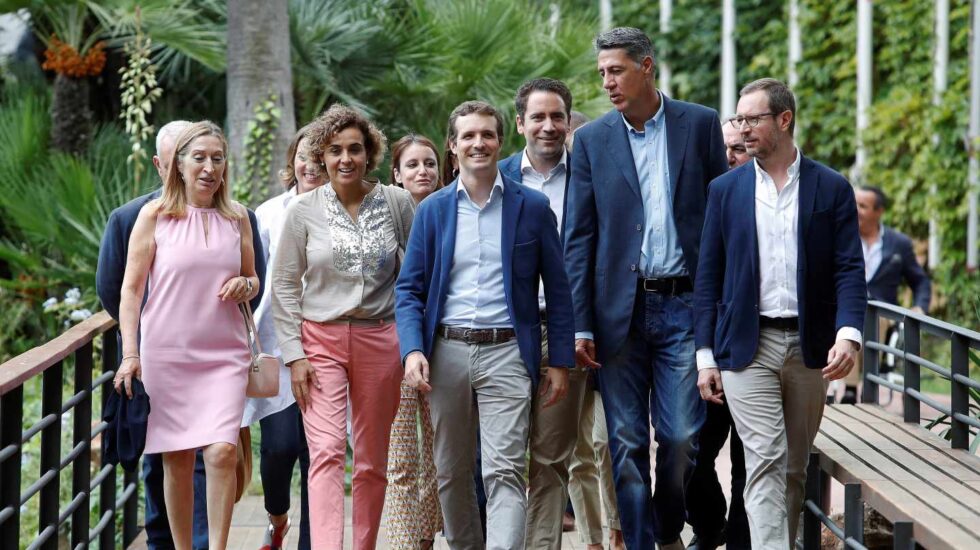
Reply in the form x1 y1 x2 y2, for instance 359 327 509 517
862 225 884 282
519 148 567 311
696 149 861 370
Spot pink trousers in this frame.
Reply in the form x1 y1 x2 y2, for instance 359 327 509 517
300 320 402 549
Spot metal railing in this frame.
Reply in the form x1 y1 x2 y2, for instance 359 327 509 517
801 300 980 549
0 311 141 549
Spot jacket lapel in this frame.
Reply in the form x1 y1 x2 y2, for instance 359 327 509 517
797 156 817 243
605 115 643 200
664 96 689 201
739 166 760 296
439 181 460 286
870 227 895 282
501 178 524 309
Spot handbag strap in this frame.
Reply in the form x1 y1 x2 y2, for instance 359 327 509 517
239 301 265 356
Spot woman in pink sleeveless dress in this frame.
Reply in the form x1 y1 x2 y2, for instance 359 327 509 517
114 121 259 550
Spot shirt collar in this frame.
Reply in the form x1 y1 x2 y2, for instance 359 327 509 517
622 90 665 135
753 147 802 184
520 148 568 178
456 171 505 203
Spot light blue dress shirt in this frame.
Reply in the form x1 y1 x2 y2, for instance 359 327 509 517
624 93 687 278
440 173 513 328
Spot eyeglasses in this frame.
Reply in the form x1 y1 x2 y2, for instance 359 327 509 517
727 112 778 129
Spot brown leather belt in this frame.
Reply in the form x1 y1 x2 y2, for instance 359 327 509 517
438 325 516 344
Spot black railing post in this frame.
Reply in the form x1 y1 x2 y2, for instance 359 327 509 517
892 521 914 550
72 343 93 549
99 329 118 550
803 452 822 550
862 305 880 404
0 385 24 549
950 334 969 449
38 360 63 550
844 483 864 547
124 468 139 546
902 317 920 424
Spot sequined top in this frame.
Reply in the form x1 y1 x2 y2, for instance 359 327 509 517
271 183 415 363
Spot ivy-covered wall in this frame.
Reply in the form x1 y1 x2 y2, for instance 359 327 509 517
613 0 978 326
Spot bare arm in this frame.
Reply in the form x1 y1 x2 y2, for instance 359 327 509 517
217 203 259 303
115 201 159 396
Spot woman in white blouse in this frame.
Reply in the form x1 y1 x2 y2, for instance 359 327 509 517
271 104 414 550
244 125 322 550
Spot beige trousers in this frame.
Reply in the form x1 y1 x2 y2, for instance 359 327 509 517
720 328 828 550
568 387 622 545
526 323 591 550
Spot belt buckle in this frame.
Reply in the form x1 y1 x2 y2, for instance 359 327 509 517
461 327 473 343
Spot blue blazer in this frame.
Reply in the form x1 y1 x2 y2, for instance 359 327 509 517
563 97 728 361
498 151 571 237
96 190 266 320
867 226 931 312
693 156 867 370
394 176 576 387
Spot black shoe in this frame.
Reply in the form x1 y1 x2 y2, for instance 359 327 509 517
841 386 858 405
686 528 726 550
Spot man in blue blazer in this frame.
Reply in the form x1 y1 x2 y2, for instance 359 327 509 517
95 121 266 550
694 78 866 549
395 100 575 549
563 27 728 549
842 185 931 401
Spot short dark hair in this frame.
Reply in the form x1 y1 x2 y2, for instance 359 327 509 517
447 100 504 145
860 185 888 210
594 27 654 65
739 78 797 135
569 111 590 131
515 78 573 119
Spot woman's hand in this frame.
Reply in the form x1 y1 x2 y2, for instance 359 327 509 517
218 276 252 303
113 357 142 399
289 359 320 412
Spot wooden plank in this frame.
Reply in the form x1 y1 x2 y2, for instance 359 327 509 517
857 480 980 549
0 311 116 395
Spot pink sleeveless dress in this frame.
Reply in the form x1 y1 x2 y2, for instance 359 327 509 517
140 206 251 453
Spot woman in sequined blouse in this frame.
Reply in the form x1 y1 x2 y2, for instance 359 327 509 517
270 104 415 550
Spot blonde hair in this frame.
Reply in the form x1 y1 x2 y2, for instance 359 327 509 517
160 121 241 220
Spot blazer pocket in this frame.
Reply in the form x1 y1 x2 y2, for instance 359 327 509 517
513 239 539 278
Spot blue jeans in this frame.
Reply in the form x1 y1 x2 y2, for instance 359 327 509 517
259 403 311 550
597 289 705 548
143 451 209 550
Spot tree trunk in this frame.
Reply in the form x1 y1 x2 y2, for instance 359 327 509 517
50 74 92 156
226 0 296 204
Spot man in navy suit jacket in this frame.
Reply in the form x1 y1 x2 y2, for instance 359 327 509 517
842 185 931 401
95 121 266 550
694 78 866 549
563 27 727 549
395 100 574 549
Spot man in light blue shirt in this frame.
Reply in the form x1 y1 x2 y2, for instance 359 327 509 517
395 100 575 549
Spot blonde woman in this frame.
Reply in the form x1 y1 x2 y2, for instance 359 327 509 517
115 121 258 550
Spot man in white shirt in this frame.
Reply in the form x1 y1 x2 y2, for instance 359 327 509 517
693 78 867 549
498 78 596 550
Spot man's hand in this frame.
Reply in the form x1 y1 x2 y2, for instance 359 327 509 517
289 358 320 412
824 340 858 380
539 367 569 408
697 368 725 404
404 351 432 393
575 338 601 369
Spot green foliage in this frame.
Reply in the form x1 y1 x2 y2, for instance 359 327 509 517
237 93 282 204
119 28 163 192
0 80 151 329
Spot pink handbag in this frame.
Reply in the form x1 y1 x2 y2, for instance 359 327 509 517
240 302 279 398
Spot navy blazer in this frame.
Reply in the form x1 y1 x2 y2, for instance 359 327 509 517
394 176 575 387
868 226 931 312
563 96 728 361
693 156 867 370
498 151 571 237
96 189 266 321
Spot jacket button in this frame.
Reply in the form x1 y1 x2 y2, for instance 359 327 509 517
636 224 642 231
630 264 637 272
